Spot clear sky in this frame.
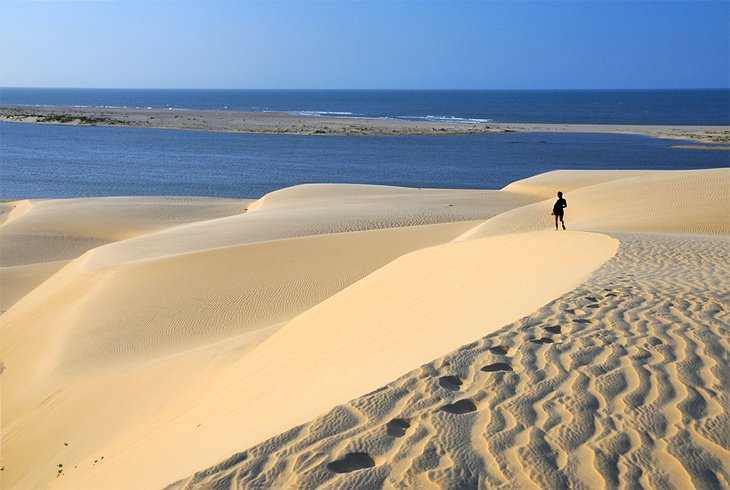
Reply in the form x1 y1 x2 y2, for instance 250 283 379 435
0 0 728 89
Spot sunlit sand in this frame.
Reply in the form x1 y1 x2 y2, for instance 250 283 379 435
1 168 728 489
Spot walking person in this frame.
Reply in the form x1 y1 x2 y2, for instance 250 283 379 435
552 191 567 230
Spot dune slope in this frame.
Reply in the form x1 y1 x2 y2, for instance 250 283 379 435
50 231 616 490
2 169 727 490
166 168 729 490
1 185 539 489
170 232 729 490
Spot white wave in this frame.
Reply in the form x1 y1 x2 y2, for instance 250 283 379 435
422 115 493 123
389 115 493 123
296 111 358 117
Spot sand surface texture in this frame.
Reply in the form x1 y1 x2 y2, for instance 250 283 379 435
1 169 728 489
2 104 729 143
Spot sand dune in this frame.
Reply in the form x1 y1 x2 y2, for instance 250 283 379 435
1 185 536 489
500 169 662 199
0 200 33 226
171 232 729 489
83 185 535 268
1 169 728 490
44 231 615 490
0 196 247 266
465 168 730 238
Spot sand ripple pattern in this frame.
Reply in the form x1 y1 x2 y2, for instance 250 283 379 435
169 233 730 490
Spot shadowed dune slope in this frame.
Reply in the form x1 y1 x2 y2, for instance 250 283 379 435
4 220 481 379
0 260 68 311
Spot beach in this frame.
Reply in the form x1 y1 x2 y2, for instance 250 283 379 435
1 104 729 144
1 168 728 489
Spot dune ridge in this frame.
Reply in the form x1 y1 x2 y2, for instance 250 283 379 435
1 168 728 489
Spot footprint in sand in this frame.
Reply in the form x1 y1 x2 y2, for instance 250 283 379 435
544 325 561 334
606 293 618 297
565 308 576 315
586 296 598 302
439 399 477 414
586 304 600 308
488 345 509 355
438 375 463 391
573 319 592 324
386 418 411 437
326 452 376 473
481 362 513 372
531 337 554 344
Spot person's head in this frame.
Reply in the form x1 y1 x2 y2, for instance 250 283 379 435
557 191 563 198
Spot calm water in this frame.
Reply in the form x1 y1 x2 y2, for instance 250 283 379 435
2 88 729 125
1 121 727 199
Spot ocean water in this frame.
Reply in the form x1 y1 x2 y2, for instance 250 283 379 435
1 88 729 125
1 121 727 199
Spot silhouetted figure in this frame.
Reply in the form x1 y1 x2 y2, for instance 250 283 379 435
552 191 567 230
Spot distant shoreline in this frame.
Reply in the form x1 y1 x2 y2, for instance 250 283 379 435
1 104 728 144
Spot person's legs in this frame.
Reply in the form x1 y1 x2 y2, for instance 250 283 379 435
560 214 566 230
554 214 558 230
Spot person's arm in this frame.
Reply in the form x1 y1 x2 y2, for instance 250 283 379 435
563 200 568 209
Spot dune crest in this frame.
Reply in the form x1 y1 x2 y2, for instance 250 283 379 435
463 167 730 239
0 199 33 226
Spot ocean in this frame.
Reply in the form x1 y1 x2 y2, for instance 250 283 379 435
2 88 729 125
1 89 728 199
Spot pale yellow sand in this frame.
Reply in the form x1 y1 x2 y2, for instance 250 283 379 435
171 232 730 490
1 186 538 489
1 169 728 489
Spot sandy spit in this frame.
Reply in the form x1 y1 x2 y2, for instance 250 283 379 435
1 104 729 143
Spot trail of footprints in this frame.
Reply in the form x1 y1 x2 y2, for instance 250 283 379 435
171 233 730 490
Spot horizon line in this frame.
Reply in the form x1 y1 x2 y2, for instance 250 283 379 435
2 86 729 92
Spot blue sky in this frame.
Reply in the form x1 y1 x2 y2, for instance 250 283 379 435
0 1 728 89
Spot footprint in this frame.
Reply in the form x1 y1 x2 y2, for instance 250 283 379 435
326 452 376 473
386 418 411 437
488 345 509 355
440 399 477 414
574 319 592 324
481 362 513 372
565 308 576 315
531 337 554 344
544 325 562 334
606 293 618 297
586 296 598 302
439 375 463 391
586 304 600 309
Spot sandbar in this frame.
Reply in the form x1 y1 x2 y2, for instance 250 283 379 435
1 104 728 143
